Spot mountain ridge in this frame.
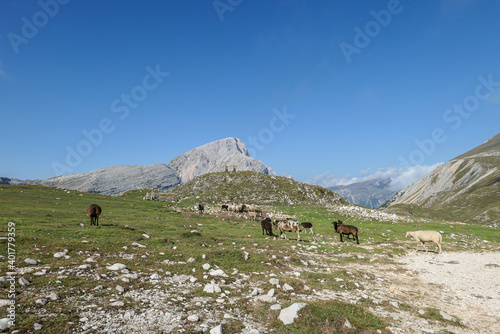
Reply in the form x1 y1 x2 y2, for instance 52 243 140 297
329 178 397 209
386 133 500 224
0 138 275 195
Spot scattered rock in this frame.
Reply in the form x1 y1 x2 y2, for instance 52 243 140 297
19 277 30 286
107 263 127 271
0 318 10 331
35 298 48 306
208 269 227 277
24 258 38 265
203 282 221 294
439 310 455 322
187 315 199 322
278 302 307 325
34 323 42 330
47 292 60 301
210 324 224 334
269 278 280 286
53 250 68 258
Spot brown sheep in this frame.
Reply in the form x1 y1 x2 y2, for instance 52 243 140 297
332 220 359 244
261 217 273 236
86 204 102 226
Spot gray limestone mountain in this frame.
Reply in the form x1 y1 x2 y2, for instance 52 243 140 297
1 138 275 195
385 133 500 224
329 178 397 209
166 138 275 182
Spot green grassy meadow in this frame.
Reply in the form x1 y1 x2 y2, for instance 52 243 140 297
1 184 498 333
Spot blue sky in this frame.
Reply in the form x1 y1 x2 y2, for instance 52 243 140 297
1 0 499 189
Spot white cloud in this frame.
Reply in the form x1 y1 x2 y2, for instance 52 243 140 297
310 163 443 192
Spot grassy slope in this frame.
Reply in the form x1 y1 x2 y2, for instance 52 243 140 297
1 184 499 333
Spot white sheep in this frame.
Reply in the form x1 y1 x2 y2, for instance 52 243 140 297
405 230 442 253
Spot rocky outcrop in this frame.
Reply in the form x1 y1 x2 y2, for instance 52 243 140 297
167 138 275 182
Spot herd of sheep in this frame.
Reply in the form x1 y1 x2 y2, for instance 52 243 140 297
86 203 443 254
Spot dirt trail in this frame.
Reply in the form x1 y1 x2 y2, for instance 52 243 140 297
394 251 500 333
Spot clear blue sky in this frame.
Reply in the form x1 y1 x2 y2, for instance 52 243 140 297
1 0 499 188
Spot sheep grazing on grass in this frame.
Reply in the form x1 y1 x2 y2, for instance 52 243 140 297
198 204 204 215
221 204 228 211
406 230 442 253
247 212 257 220
274 219 301 241
300 222 313 234
86 204 101 226
332 220 359 244
261 217 273 236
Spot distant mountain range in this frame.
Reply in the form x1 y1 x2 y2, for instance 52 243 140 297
385 133 500 225
329 178 398 209
0 138 276 195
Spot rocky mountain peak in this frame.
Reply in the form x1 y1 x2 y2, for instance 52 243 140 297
167 137 275 183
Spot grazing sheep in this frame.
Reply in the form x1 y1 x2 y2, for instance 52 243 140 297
332 220 359 244
235 204 243 213
248 212 257 220
86 204 101 226
221 204 228 211
255 209 263 217
198 204 204 215
261 217 273 236
247 205 255 212
406 230 442 253
274 219 301 241
300 222 313 234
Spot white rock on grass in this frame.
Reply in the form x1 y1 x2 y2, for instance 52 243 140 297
48 292 60 301
203 283 222 294
269 278 280 286
0 318 10 331
24 258 38 265
210 324 224 334
208 269 227 277
53 250 68 258
187 315 199 322
35 298 48 306
283 283 294 291
150 273 161 280
107 263 127 271
19 277 30 286
202 263 211 270
278 302 308 325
